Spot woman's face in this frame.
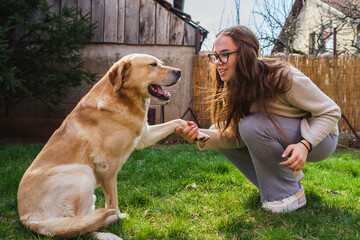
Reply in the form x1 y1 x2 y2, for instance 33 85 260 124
213 35 238 82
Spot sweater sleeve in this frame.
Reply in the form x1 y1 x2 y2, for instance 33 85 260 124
284 68 341 146
196 128 246 150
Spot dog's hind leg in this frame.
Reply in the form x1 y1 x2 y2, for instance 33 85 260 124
19 164 114 237
42 164 97 217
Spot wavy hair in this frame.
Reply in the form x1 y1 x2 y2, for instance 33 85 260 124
210 25 292 136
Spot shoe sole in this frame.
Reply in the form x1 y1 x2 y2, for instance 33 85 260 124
270 194 306 213
295 170 304 182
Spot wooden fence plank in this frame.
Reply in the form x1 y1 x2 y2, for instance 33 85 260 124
139 0 155 44
117 0 125 43
156 3 170 45
48 0 61 14
91 0 104 42
28 7 43 41
104 0 118 43
170 12 184 45
184 23 196 46
78 0 91 15
61 0 76 9
124 0 139 44
13 24 26 41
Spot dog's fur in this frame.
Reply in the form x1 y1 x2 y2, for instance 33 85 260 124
17 54 209 239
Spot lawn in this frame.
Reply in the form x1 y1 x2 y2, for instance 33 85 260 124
0 143 359 239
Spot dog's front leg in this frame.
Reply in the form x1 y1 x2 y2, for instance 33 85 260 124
98 174 128 220
136 119 209 149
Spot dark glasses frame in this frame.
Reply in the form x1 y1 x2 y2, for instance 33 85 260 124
208 51 239 64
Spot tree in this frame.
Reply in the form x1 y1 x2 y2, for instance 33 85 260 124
234 0 241 25
329 0 360 54
251 0 297 55
0 0 96 114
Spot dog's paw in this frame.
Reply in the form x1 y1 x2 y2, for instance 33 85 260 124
195 132 210 143
93 232 123 240
105 209 128 224
105 215 119 225
118 213 129 219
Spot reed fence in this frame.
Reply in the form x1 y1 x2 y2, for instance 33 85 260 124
192 55 360 134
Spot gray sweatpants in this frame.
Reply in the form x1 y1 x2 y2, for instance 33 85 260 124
218 113 338 203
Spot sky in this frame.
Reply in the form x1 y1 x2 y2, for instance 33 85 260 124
182 0 258 51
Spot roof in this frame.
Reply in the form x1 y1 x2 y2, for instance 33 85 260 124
320 0 360 12
288 0 360 20
154 0 209 38
320 0 360 18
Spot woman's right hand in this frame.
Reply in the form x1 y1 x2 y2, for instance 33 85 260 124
175 121 199 143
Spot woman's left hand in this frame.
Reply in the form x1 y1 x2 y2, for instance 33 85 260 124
280 141 310 171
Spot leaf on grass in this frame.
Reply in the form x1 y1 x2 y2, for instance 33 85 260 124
143 209 149 218
185 183 196 189
326 190 341 195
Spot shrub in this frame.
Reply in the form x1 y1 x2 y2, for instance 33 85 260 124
0 0 96 112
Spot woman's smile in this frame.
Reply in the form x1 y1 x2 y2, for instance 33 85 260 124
218 68 227 77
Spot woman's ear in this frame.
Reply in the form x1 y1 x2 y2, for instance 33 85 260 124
107 60 132 92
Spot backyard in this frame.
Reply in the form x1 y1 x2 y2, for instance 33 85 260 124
0 143 359 239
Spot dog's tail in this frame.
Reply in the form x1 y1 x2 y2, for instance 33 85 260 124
21 208 115 237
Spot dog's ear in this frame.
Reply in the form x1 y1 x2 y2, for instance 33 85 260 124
108 60 131 92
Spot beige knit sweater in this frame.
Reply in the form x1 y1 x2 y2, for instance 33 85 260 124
198 66 341 150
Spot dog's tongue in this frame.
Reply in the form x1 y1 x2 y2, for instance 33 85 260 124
152 85 165 95
149 84 171 99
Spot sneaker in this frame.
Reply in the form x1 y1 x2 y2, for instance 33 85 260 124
262 184 306 213
294 170 304 182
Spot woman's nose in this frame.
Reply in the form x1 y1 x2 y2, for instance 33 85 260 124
215 57 223 65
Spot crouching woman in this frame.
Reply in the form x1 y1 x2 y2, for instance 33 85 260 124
176 25 341 213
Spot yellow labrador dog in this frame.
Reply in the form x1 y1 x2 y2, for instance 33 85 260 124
17 53 209 239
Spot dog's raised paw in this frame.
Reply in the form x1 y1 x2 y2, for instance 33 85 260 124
198 136 209 142
195 133 210 143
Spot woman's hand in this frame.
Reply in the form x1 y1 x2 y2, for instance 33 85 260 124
175 121 199 143
280 140 311 171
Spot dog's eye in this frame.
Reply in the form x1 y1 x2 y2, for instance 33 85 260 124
149 62 158 67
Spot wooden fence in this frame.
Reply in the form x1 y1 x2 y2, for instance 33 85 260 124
18 0 204 46
193 55 360 133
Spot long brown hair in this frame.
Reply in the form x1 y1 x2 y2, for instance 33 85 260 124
210 25 292 136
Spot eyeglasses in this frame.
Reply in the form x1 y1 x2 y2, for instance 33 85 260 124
208 51 239 64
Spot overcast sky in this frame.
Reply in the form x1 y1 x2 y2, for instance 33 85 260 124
182 0 258 51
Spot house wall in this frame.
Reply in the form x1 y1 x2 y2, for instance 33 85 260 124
293 0 357 55
0 44 196 142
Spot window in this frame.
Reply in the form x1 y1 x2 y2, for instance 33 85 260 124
309 32 315 54
324 38 333 52
357 24 360 53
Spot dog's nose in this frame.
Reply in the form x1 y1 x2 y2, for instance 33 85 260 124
173 69 181 77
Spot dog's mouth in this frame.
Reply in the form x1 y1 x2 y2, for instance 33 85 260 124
148 84 171 101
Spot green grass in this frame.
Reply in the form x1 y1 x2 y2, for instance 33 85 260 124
0 143 359 239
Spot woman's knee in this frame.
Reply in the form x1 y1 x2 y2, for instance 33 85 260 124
239 113 264 143
308 134 338 162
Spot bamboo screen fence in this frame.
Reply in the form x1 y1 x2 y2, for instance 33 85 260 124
192 55 360 133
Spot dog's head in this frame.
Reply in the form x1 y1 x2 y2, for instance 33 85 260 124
107 54 181 102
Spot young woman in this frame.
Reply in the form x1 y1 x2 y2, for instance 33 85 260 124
176 25 341 213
